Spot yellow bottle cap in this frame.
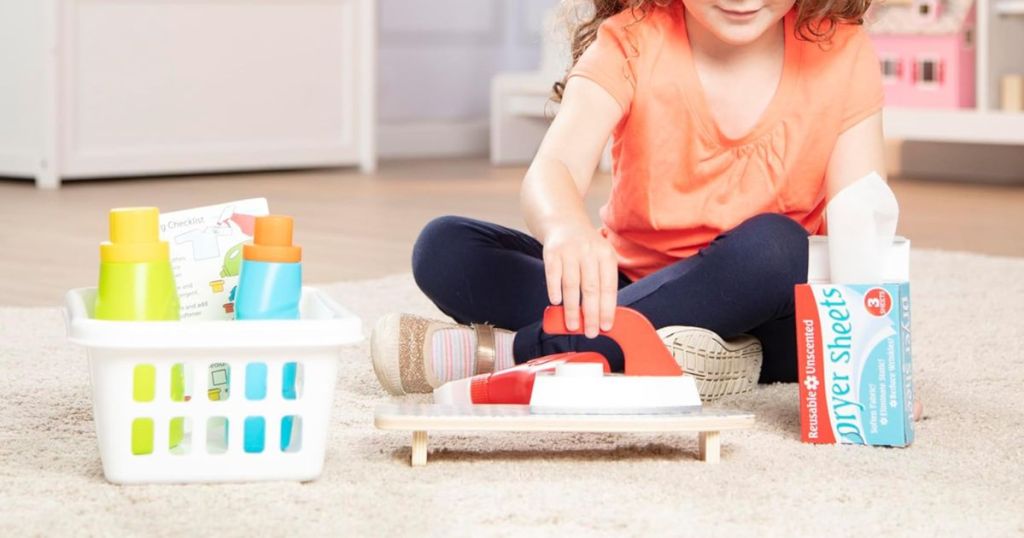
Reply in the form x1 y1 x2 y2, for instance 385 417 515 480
100 207 170 263
243 215 302 263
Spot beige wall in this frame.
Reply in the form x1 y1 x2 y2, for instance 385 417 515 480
378 0 557 158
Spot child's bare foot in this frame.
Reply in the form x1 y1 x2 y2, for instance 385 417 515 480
913 400 924 421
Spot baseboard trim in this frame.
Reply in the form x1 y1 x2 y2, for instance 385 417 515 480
889 140 1024 184
378 119 489 159
0 149 38 179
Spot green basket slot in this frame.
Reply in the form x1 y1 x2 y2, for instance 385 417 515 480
170 363 186 402
131 418 154 455
133 365 156 402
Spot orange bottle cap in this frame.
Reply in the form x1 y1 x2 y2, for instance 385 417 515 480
100 207 170 263
243 215 302 263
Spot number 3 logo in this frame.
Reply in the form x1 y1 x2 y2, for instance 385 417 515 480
864 288 893 317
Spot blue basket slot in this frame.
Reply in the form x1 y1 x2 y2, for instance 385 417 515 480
244 416 265 454
245 363 267 400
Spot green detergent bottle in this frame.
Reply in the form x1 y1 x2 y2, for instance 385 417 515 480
95 207 182 454
95 207 179 321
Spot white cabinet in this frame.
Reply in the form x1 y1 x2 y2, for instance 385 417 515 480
0 0 377 189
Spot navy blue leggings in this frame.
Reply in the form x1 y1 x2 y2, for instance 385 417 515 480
411 213 808 383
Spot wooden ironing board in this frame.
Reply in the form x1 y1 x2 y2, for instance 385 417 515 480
375 403 755 466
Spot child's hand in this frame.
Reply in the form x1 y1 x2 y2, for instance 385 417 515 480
543 225 619 338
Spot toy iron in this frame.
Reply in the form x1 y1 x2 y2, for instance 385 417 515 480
433 306 702 415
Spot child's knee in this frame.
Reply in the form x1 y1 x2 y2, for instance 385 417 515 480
739 213 809 286
742 213 807 242
412 215 472 293
417 215 469 248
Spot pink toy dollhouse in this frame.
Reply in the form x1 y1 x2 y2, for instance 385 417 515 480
867 0 977 109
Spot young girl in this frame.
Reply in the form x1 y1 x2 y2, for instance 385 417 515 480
371 0 888 399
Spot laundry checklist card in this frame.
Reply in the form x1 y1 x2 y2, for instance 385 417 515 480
159 198 270 320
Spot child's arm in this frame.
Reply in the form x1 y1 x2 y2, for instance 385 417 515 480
521 77 624 338
825 111 887 198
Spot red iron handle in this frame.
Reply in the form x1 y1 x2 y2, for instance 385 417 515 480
541 306 682 377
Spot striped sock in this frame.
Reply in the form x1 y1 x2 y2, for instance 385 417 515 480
430 327 516 385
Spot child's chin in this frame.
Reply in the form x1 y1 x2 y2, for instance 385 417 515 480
709 23 774 46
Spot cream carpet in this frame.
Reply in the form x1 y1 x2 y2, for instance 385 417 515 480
2 249 1023 537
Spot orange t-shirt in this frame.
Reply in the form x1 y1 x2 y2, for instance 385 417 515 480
569 6 884 280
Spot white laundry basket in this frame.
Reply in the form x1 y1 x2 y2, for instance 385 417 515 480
64 287 362 484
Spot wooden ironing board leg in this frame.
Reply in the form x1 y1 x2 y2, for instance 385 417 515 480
411 431 428 467
698 431 720 464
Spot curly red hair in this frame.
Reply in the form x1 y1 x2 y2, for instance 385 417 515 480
553 0 872 101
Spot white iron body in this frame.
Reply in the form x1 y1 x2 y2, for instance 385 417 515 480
432 378 473 407
433 362 703 415
528 363 702 415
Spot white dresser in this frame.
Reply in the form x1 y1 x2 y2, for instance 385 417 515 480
0 0 377 189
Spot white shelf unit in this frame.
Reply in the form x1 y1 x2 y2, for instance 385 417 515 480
883 108 1024 144
886 0 1024 145
994 0 1024 15
0 0 378 189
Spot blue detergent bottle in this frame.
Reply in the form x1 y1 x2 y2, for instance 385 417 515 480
235 215 302 452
